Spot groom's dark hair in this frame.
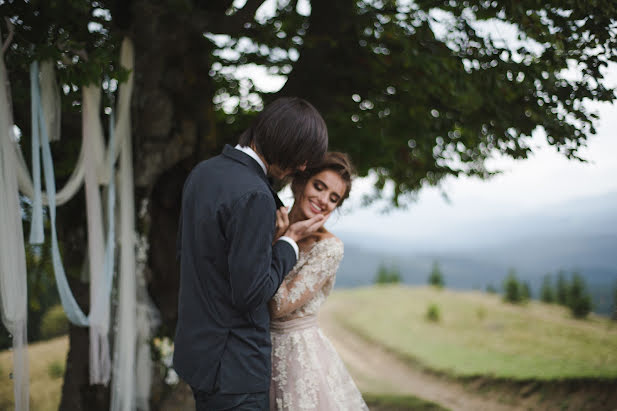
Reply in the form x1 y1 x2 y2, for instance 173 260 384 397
238 97 328 170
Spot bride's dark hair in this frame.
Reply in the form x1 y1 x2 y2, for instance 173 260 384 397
291 152 355 207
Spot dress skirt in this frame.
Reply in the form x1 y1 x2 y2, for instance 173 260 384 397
269 315 369 411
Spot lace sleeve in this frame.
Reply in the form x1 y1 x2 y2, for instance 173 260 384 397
270 238 343 319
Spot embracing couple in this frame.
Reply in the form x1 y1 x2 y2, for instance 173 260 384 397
174 97 368 410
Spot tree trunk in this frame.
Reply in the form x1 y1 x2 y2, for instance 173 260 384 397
58 2 223 409
131 0 220 334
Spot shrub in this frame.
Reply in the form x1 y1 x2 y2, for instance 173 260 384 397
556 271 569 306
486 284 497 294
503 270 522 304
47 360 65 379
568 273 592 319
428 261 444 289
426 303 440 322
476 306 487 321
540 274 554 303
374 263 401 285
40 305 69 340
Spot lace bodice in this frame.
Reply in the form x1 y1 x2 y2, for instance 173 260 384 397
271 237 343 321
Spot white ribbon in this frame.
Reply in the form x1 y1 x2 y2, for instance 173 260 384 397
25 38 136 386
5 36 148 405
82 85 111 384
0 29 30 411
40 60 61 142
111 37 138 411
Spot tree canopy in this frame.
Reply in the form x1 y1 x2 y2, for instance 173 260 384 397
3 0 616 205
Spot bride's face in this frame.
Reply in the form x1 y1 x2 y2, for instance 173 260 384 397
295 169 346 220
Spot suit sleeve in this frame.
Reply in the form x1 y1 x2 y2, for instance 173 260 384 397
176 211 183 263
226 191 297 312
176 175 190 263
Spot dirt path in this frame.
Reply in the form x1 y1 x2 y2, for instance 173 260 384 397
320 300 520 411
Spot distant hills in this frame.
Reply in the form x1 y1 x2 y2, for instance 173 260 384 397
333 192 617 315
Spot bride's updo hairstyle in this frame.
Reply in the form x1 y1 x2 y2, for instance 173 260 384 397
291 152 355 208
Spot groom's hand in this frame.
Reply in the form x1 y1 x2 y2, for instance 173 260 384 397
284 214 326 243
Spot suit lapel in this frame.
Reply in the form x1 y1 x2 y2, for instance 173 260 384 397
267 182 285 209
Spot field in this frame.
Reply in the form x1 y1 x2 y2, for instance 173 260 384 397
0 336 68 411
0 334 441 411
328 285 617 380
2 285 616 410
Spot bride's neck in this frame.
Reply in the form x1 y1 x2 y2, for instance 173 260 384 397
288 205 303 225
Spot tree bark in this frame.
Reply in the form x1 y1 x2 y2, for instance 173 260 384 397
130 0 220 329
58 1 225 409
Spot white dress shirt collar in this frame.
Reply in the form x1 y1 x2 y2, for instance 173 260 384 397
234 144 267 175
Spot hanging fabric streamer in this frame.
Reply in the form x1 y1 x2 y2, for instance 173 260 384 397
15 123 86 206
93 80 118 386
7 36 149 405
102 95 117 330
135 282 161 411
0 30 30 411
40 60 61 142
135 220 161 410
28 64 120 384
29 63 44 245
30 60 90 326
111 37 138 411
82 84 111 384
28 60 62 244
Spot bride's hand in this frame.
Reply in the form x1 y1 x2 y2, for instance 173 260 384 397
283 213 326 243
273 206 290 242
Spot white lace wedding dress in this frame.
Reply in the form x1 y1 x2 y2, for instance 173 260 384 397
269 237 369 411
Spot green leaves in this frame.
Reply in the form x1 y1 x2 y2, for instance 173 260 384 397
218 1 613 203
4 0 616 205
1 0 125 88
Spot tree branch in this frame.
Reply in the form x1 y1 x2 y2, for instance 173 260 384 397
190 0 267 35
2 17 15 54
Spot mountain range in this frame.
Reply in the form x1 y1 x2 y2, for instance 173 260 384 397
333 192 617 315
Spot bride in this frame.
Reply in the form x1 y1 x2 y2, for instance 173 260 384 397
269 152 368 410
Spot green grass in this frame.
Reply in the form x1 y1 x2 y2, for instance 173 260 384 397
0 336 68 411
47 360 65 379
329 285 617 381
363 392 449 410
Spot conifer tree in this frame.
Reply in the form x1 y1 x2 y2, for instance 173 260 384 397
428 261 445 289
503 269 522 304
556 271 569 306
541 274 555 304
568 273 592 319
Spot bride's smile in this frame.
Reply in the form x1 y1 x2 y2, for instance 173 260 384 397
293 169 346 221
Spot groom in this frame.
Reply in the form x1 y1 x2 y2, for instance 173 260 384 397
173 97 329 410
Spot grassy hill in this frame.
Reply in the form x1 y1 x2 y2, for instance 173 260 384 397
0 336 68 411
2 286 616 410
328 285 617 380
0 334 444 411
335 240 617 315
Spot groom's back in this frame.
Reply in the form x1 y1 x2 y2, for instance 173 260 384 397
173 146 277 394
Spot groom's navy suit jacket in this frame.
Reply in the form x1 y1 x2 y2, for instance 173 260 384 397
173 145 297 394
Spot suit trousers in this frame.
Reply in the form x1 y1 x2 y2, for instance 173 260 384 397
191 386 268 411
